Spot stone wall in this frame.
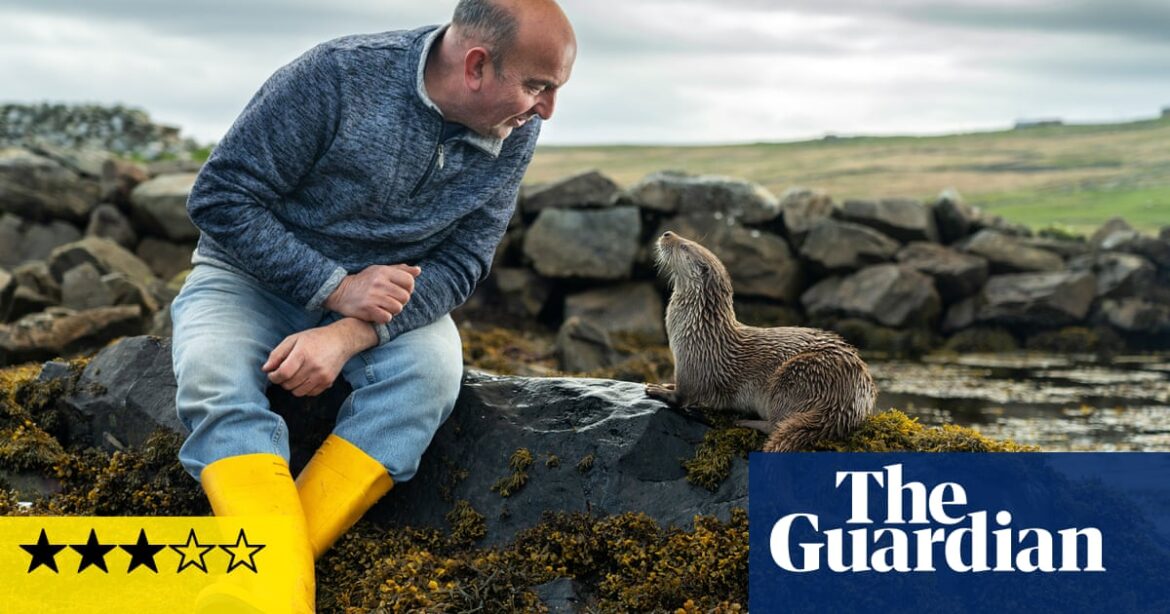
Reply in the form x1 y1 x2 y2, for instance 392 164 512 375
2 143 1169 367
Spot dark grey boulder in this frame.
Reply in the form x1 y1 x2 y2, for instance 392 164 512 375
100 157 150 208
128 172 199 241
941 295 980 333
976 271 1097 327
1090 217 1134 248
489 267 551 318
523 207 641 279
931 189 978 244
48 236 156 285
779 187 836 247
0 267 13 322
61 262 115 311
836 198 938 243
0 305 143 366
1068 252 1157 300
85 203 138 250
895 242 989 304
1098 229 1170 270
11 260 60 301
371 372 746 545
622 171 780 223
1096 298 1170 334
520 170 619 213
655 215 803 303
533 578 587 614
6 287 55 323
801 264 941 328
564 282 665 341
556 316 621 373
0 147 100 223
798 219 900 275
1018 235 1089 260
0 213 83 270
135 238 195 281
959 230 1063 274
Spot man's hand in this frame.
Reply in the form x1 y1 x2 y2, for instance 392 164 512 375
324 264 422 324
262 318 379 397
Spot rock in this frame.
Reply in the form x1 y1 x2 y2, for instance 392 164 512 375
0 213 83 270
778 187 836 247
1068 252 1157 300
1098 230 1170 270
1097 298 1170 334
976 271 1097 328
941 295 980 333
43 336 748 545
0 267 13 321
932 189 978 244
801 264 941 328
959 230 1063 274
836 198 938 243
556 316 621 372
134 238 194 281
100 157 150 207
1017 236 1089 260
371 372 746 545
797 219 900 275
520 170 619 213
48 237 156 285
523 207 641 279
622 171 780 223
490 267 550 318
58 336 186 450
26 144 114 178
85 203 138 250
533 578 586 614
128 172 199 241
895 242 989 303
0 305 143 366
655 215 803 303
564 283 665 342
11 260 60 301
7 287 55 323
0 147 100 223
61 262 115 311
1090 217 1133 248
104 273 161 314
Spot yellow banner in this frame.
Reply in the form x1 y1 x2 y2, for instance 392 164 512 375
0 516 296 613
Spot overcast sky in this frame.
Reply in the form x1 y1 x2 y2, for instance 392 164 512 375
3 0 1169 146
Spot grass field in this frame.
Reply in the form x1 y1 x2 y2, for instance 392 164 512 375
525 115 1170 235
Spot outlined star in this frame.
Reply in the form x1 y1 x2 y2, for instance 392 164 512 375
170 528 215 573
71 529 115 573
20 528 65 573
120 529 165 573
219 529 265 573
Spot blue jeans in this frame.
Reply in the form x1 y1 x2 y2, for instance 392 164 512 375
171 264 463 483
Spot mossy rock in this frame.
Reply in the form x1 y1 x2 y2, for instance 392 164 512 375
818 409 1037 452
1025 326 1124 354
942 326 1020 353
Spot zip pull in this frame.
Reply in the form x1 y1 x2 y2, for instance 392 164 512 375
437 143 445 170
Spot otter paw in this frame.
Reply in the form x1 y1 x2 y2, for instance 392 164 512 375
644 383 678 404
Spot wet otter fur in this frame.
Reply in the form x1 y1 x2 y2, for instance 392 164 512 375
646 231 877 451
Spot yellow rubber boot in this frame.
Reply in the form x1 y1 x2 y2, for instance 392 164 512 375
199 453 316 613
295 435 394 560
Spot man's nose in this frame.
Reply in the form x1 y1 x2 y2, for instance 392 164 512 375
534 89 557 120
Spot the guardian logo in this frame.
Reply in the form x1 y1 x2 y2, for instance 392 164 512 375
770 464 1105 574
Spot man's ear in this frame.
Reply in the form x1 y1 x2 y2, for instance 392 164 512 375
464 47 489 91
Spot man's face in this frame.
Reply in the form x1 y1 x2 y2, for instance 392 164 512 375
471 35 575 139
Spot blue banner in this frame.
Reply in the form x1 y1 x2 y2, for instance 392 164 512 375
749 453 1170 613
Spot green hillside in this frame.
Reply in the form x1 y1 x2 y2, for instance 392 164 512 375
526 115 1170 235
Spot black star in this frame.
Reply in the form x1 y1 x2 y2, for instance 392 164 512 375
120 529 165 573
20 528 65 573
71 528 116 573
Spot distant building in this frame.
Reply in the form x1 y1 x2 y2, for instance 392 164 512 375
1013 118 1064 129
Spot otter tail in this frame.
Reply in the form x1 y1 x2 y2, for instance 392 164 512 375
762 349 877 452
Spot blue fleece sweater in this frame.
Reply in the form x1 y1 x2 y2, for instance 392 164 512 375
187 25 540 344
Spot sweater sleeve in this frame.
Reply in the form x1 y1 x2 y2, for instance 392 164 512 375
372 144 534 345
186 45 348 310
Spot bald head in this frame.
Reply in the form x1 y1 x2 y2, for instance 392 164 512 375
452 0 575 71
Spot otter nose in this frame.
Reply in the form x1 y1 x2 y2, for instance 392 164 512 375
662 232 674 239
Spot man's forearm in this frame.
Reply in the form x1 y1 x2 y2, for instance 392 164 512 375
328 316 380 354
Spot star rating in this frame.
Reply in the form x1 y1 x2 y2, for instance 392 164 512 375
220 528 266 573
120 529 165 573
71 529 116 573
17 527 266 574
21 528 65 573
169 528 216 573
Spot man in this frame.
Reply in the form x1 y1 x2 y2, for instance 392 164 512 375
170 0 576 610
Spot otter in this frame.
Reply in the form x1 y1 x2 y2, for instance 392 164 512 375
646 231 877 451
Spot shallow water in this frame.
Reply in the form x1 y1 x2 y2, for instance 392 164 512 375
871 352 1170 451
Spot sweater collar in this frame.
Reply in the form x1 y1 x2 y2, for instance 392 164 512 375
415 24 505 158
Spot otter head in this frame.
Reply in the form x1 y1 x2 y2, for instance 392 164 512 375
655 232 734 298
